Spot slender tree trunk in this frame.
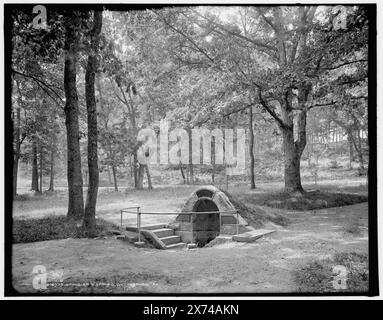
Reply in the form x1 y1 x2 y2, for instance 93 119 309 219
49 150 55 191
129 156 133 178
48 129 56 191
13 147 20 196
39 144 43 193
249 106 256 189
145 164 153 190
189 164 194 184
112 165 118 191
357 129 365 169
84 169 88 186
137 164 144 189
84 11 102 232
31 138 39 192
211 138 215 184
13 107 21 197
179 163 186 183
188 165 194 184
349 129 364 171
107 165 112 184
225 165 229 191
133 152 138 188
64 16 84 220
187 127 194 184
348 131 353 169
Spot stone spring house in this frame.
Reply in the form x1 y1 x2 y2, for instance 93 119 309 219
172 185 250 246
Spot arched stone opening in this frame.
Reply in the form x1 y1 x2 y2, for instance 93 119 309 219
192 197 220 247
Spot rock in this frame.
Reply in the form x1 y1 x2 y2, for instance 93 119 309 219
204 235 232 247
232 229 276 243
134 241 146 248
314 199 328 207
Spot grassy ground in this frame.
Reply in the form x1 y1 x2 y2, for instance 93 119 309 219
293 252 369 293
12 202 368 293
242 190 367 211
11 176 369 294
13 215 118 243
12 177 368 238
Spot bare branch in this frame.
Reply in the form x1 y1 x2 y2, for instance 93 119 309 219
308 96 367 110
191 9 278 54
256 88 287 129
152 10 216 63
12 68 64 101
322 59 368 71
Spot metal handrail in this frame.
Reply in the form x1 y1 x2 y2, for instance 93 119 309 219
120 209 238 215
119 206 240 243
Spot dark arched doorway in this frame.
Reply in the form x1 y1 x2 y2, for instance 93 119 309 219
192 197 220 246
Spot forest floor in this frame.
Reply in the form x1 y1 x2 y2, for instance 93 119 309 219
11 177 369 294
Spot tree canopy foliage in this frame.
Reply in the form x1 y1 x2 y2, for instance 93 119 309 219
10 5 370 225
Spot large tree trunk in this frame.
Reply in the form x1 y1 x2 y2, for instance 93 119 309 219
280 105 307 194
13 107 21 197
249 106 256 189
64 16 84 220
274 88 307 194
282 127 304 193
31 138 39 192
112 165 118 191
84 11 102 232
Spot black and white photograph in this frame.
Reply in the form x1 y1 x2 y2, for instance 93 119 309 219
1 1 379 300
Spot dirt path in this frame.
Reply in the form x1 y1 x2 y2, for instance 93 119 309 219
12 202 368 294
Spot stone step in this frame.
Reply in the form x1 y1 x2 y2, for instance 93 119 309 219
152 228 174 238
115 230 138 242
141 223 168 230
160 235 182 245
126 223 167 232
232 229 276 243
165 242 187 250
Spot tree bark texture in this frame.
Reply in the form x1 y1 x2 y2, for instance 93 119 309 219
84 11 103 231
31 138 39 192
64 16 84 220
249 106 256 189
